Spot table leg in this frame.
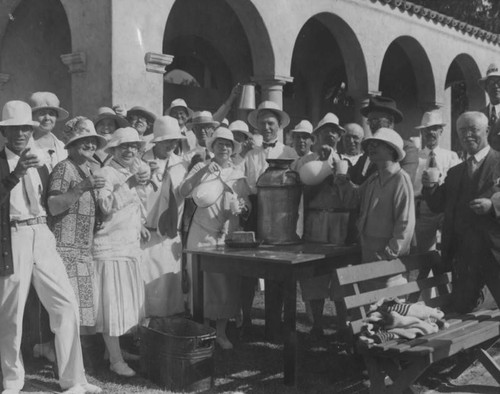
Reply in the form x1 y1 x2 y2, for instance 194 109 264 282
192 254 204 323
264 279 283 341
283 276 297 386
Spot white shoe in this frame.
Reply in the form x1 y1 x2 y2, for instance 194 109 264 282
110 361 136 377
2 389 20 394
33 342 56 363
62 382 102 394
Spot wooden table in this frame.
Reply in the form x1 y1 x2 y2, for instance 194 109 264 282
185 243 361 386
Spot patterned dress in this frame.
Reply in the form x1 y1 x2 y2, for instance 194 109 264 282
48 158 97 327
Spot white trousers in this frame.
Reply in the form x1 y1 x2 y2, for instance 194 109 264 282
0 224 87 391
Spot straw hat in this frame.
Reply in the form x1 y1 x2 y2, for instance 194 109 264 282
360 96 403 124
63 117 107 149
478 63 500 89
164 98 194 118
314 113 345 135
361 127 405 162
206 127 242 155
415 110 446 130
291 120 313 136
28 92 69 120
152 116 187 143
228 120 252 139
94 107 129 128
187 111 220 129
0 101 40 127
248 101 290 129
105 127 146 153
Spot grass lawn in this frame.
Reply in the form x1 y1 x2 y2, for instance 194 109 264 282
14 288 500 393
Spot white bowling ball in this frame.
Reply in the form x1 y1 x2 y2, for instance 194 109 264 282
299 160 333 186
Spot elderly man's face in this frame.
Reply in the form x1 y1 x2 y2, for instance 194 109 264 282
128 114 148 136
34 109 57 133
367 111 394 133
317 126 342 149
170 107 189 127
457 113 489 155
257 111 280 143
193 124 214 147
343 124 364 155
2 125 33 154
422 125 443 150
486 77 500 105
293 132 313 157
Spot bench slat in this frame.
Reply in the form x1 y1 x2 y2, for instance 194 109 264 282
342 273 452 310
335 251 441 285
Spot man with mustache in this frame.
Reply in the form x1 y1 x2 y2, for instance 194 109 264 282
478 63 500 128
349 96 418 185
422 111 500 313
414 110 460 252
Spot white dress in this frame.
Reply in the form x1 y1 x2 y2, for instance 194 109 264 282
184 161 250 319
92 160 145 336
141 154 187 317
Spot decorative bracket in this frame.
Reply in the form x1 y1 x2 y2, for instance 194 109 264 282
144 52 174 74
0 73 10 90
60 52 86 73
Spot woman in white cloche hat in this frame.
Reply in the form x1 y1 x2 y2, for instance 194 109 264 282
180 127 251 350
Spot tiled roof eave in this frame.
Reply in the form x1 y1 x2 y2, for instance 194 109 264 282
372 0 499 45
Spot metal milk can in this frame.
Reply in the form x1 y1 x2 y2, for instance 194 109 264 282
256 158 301 244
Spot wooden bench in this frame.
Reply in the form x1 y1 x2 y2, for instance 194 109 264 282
331 251 500 393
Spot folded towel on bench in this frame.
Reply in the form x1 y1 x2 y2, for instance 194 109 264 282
359 298 449 344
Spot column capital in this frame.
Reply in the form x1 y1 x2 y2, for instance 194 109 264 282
0 73 10 90
60 52 86 73
251 75 294 86
144 52 174 74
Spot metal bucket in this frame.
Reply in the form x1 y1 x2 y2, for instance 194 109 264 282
257 158 301 244
139 317 216 392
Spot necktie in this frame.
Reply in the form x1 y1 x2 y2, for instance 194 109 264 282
491 106 497 127
205 149 211 161
428 150 437 168
263 141 277 149
467 156 478 177
23 170 40 216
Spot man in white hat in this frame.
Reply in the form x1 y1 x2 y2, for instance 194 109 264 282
28 91 69 170
290 120 315 172
296 114 357 336
414 109 460 253
342 123 364 165
141 116 187 318
182 111 220 168
422 112 500 313
478 63 500 127
240 101 297 338
0 101 101 394
229 120 254 165
165 84 243 154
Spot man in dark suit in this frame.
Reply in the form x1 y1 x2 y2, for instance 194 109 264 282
478 63 500 128
422 111 500 313
349 96 418 185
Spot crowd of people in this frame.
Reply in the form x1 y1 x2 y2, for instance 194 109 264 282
2 62 500 393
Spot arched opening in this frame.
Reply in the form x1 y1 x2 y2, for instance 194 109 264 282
445 54 485 153
163 0 253 119
0 0 71 122
288 13 367 128
379 36 435 140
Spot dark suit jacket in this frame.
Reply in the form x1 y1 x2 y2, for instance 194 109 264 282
423 148 500 269
349 139 419 185
0 149 49 276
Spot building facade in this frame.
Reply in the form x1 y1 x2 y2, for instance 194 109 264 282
1 0 499 149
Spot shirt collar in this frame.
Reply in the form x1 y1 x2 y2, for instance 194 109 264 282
5 147 19 161
469 145 490 162
490 103 500 113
